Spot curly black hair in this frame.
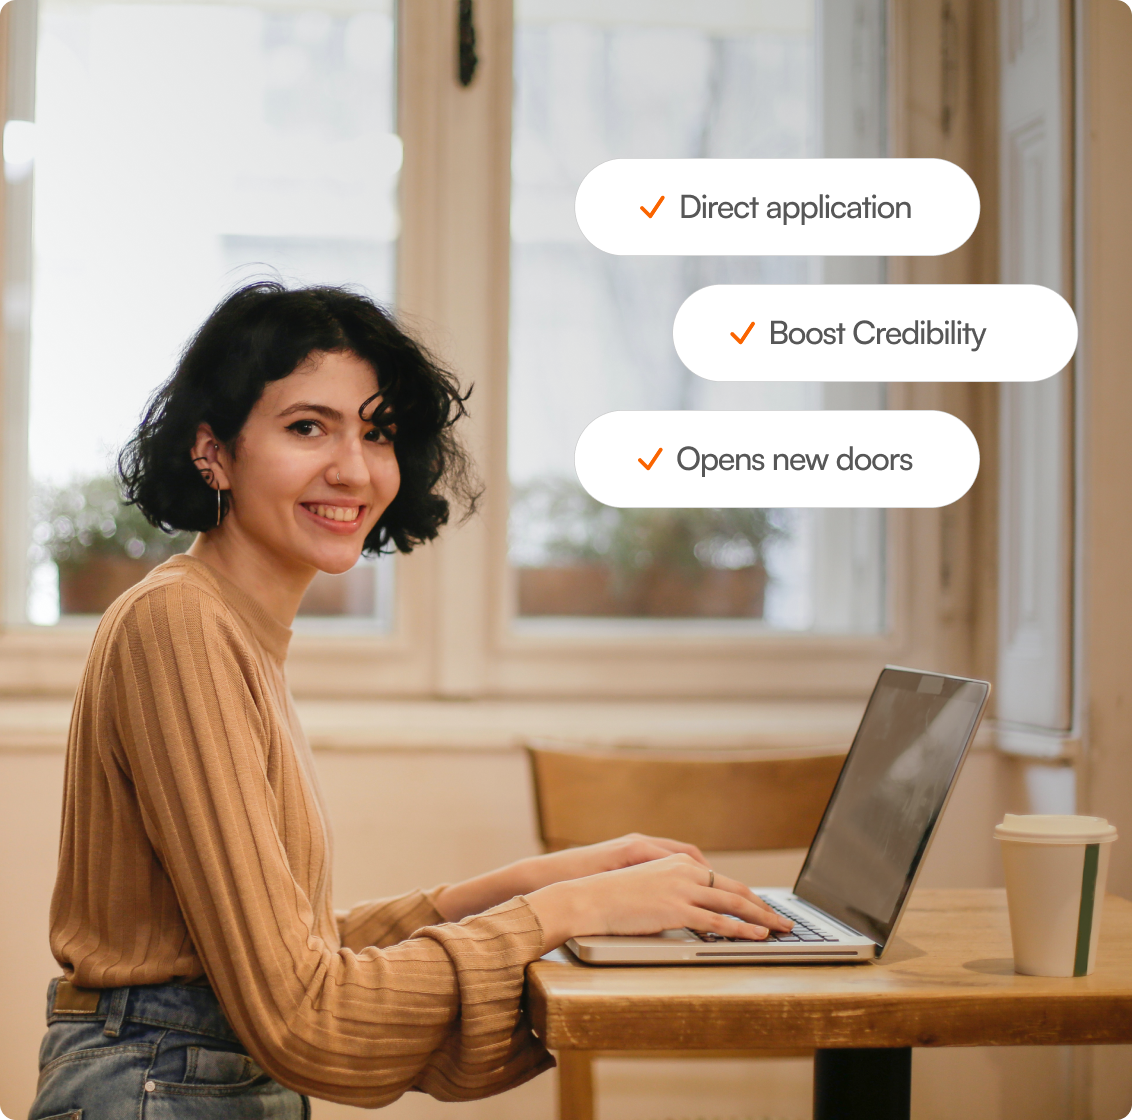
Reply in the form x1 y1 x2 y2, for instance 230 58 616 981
117 282 480 554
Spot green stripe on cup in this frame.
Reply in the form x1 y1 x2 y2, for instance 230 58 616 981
1073 843 1101 977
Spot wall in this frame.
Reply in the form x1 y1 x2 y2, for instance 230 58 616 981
1081 0 1132 899
1079 1 1132 1115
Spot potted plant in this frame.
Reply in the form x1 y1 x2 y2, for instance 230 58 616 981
31 476 190 615
511 479 782 619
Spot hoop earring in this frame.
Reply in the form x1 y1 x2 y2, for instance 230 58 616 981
214 444 223 527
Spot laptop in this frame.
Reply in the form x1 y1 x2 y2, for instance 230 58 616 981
567 666 990 964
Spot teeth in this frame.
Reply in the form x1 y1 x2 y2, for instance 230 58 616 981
310 504 359 522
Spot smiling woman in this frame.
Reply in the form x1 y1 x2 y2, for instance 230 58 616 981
32 282 791 1117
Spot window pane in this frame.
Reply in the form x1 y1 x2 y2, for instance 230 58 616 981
27 0 398 628
509 0 887 632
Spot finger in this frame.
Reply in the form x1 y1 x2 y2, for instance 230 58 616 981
639 836 709 865
708 874 793 929
695 887 791 931
707 871 758 897
617 840 681 867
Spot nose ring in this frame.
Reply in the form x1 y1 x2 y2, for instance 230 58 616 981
336 471 341 483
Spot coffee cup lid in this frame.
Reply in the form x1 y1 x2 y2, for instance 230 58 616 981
994 813 1118 844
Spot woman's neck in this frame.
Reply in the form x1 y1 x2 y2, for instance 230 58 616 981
187 527 315 628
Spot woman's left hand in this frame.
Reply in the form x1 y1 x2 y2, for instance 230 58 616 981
433 834 708 923
522 834 709 888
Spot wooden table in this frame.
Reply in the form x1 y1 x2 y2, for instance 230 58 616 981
527 889 1132 1120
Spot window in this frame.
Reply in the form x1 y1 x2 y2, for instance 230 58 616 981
23 0 398 629
0 0 978 702
508 0 888 632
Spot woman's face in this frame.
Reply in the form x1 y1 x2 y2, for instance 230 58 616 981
220 349 400 576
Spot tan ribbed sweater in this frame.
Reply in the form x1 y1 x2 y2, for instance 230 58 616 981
49 555 552 1106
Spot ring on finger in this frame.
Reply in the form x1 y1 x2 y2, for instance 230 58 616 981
707 869 715 889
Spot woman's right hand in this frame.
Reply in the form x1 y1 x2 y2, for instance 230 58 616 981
524 853 792 950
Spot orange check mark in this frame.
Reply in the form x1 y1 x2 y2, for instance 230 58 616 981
730 321 755 344
640 196 665 218
638 447 663 470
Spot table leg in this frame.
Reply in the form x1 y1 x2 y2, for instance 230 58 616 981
556 1050 595 1120
813 1047 912 1120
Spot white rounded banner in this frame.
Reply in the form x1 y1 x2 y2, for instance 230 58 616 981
673 284 1077 382
575 158 979 256
575 411 979 509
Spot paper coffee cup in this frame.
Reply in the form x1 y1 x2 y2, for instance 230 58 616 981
994 814 1118 977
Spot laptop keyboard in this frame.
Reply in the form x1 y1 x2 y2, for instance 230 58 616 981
692 897 842 943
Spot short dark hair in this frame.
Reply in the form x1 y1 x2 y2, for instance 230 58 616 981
118 282 480 554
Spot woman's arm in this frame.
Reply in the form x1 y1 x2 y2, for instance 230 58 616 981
336 887 449 951
433 833 704 921
435 834 791 947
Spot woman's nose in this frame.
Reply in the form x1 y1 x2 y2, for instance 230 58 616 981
329 437 370 488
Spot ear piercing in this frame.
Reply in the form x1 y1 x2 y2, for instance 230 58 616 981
191 445 227 526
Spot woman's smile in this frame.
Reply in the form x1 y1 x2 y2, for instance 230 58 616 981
300 501 367 531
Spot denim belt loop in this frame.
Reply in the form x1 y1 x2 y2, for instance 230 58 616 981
45 976 60 1025
102 986 130 1037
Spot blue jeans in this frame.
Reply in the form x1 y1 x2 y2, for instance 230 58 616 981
29 976 310 1119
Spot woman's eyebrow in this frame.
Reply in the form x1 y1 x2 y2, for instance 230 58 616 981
277 402 344 422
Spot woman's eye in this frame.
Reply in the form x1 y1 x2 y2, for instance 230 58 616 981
366 426 395 444
288 420 320 437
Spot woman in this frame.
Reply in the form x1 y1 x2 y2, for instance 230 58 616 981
31 283 787 1118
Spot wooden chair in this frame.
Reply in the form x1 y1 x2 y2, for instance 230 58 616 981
525 740 849 1120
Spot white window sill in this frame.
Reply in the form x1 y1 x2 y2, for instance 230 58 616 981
0 694 1000 755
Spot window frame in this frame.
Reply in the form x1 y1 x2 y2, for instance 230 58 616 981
0 0 999 704
386 0 996 701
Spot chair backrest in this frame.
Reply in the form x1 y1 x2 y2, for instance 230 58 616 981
526 741 849 853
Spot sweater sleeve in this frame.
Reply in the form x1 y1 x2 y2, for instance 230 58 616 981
107 583 552 1107
335 886 448 951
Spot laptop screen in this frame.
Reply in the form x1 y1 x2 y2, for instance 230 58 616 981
793 667 989 947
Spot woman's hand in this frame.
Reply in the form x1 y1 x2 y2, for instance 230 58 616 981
525 854 793 950
524 833 710 885
434 834 708 923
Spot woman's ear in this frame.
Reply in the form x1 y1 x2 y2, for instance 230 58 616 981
190 425 231 492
